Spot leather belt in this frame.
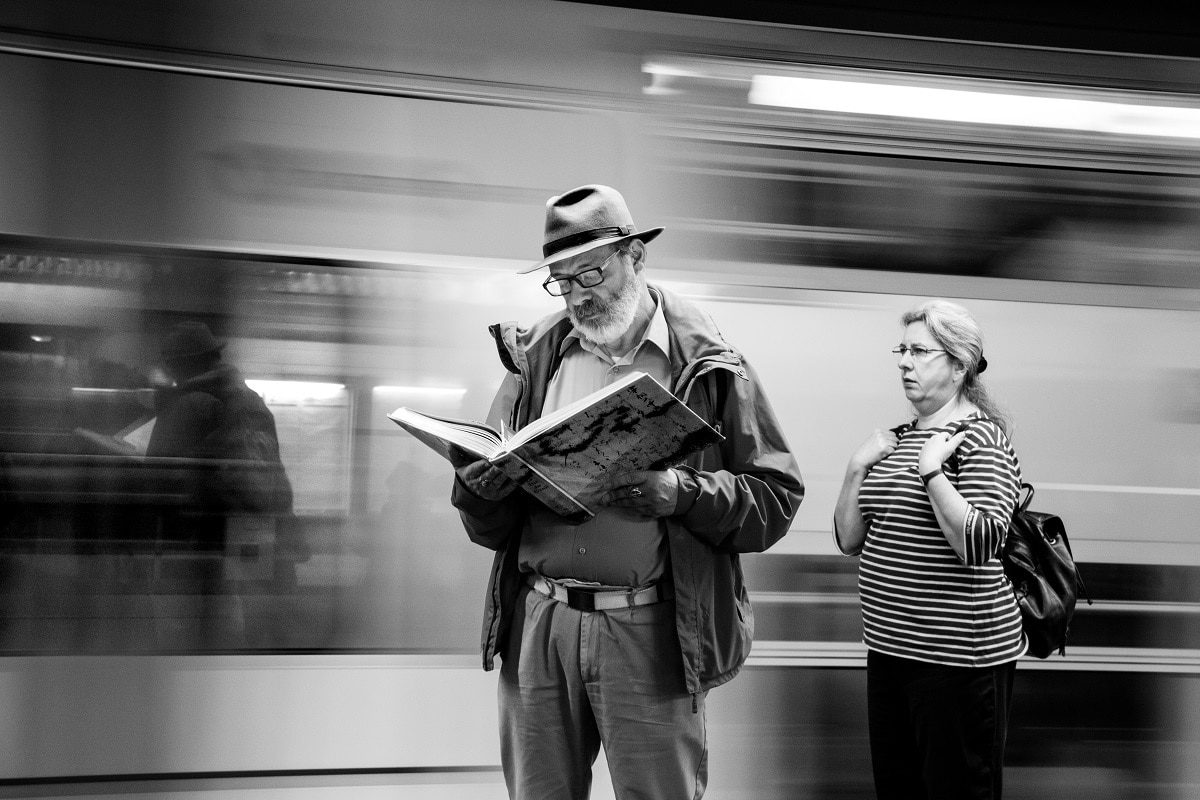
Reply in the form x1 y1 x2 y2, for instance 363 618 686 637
528 574 672 612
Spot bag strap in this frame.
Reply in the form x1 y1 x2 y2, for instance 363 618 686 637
1017 482 1034 513
1054 524 1092 605
1014 480 1093 606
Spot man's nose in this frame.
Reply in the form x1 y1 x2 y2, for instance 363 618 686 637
569 285 597 305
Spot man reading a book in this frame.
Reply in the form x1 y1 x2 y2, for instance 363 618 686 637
450 184 804 800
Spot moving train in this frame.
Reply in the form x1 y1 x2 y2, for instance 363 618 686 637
2 2 1200 797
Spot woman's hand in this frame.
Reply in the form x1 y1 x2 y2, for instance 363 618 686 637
834 429 897 555
918 429 968 475
848 429 899 475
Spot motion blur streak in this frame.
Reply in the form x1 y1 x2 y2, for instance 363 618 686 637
1 1 1200 798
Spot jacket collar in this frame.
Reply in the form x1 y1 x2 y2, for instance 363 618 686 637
557 285 672 363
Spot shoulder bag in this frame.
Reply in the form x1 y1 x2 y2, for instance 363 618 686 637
1003 483 1092 658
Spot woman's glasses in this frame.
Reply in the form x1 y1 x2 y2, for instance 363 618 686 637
892 344 947 361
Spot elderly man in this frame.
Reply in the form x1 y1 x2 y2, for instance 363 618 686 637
450 185 803 800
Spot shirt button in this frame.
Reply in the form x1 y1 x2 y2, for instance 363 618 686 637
578 547 587 555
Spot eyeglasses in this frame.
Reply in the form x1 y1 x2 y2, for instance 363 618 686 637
892 344 948 360
542 249 622 297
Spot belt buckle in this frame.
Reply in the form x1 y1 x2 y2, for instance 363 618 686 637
565 586 596 612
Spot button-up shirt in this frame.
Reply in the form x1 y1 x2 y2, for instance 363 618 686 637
518 291 672 588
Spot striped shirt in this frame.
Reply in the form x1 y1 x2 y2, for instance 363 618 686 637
858 413 1027 667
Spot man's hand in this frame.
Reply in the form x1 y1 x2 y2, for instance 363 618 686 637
449 445 518 501
598 469 680 518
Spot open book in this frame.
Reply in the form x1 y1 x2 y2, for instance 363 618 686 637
388 371 723 524
75 415 157 457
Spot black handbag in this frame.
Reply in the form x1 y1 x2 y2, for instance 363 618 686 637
1002 483 1091 658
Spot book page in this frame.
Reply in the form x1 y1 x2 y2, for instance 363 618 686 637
388 408 504 463
503 369 645 451
118 416 156 455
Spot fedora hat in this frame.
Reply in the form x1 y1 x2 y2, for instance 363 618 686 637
161 321 225 362
520 184 664 273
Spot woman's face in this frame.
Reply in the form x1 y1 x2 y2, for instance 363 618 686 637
898 320 963 413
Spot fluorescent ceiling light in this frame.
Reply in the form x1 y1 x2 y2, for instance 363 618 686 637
643 61 705 96
70 387 153 396
749 74 1200 139
373 385 467 403
246 380 346 403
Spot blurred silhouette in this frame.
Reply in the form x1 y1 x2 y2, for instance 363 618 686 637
146 321 295 648
148 321 293 517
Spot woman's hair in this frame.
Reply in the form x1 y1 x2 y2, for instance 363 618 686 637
901 299 1012 434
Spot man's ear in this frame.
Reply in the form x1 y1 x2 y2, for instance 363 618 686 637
627 239 647 270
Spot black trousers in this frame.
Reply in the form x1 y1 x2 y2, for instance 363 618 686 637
867 650 1017 800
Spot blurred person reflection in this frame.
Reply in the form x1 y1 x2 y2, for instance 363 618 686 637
148 321 294 647
449 185 804 800
833 300 1024 799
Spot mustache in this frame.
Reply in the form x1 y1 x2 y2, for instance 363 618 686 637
573 299 606 316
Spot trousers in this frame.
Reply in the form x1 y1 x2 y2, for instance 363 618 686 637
867 650 1017 800
498 582 707 800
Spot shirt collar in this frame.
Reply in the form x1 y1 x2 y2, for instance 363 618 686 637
559 288 671 364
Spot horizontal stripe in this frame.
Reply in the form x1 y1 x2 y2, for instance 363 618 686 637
747 642 1200 673
0 765 503 789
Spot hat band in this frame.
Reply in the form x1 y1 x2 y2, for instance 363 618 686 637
543 225 633 258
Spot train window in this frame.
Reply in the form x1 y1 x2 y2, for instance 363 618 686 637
246 379 351 516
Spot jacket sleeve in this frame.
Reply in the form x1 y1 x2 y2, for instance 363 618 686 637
146 391 221 458
673 361 804 553
450 372 526 551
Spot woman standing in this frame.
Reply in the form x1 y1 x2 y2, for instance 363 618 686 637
834 299 1025 799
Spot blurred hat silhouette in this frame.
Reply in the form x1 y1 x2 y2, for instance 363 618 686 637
161 321 225 362
521 184 664 273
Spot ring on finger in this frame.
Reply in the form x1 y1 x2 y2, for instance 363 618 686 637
629 486 643 498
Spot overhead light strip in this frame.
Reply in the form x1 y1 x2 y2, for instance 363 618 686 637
748 74 1200 139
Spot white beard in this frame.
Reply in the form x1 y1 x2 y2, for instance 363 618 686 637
570 272 644 346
